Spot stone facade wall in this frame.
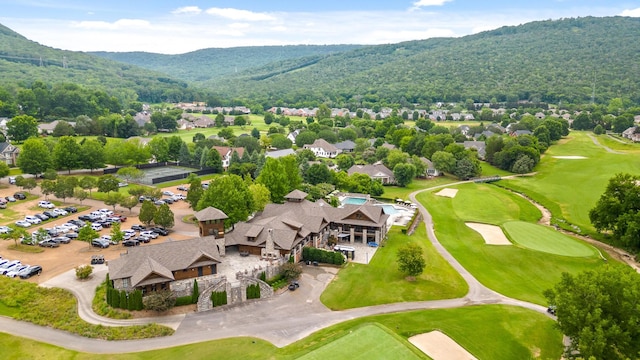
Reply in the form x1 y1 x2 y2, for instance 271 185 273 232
171 274 222 298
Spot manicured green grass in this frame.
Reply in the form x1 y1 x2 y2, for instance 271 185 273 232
377 176 456 202
0 305 563 360
418 184 612 304
297 324 422 360
499 131 640 233
503 221 597 257
320 226 467 310
596 134 640 153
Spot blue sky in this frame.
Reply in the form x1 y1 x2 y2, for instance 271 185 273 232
1 0 638 54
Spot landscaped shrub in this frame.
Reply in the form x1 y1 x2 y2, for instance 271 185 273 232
131 289 143 310
175 295 194 306
211 291 227 307
191 279 199 304
259 271 266 281
119 290 128 309
303 247 345 265
75 265 93 280
246 284 261 299
143 291 176 312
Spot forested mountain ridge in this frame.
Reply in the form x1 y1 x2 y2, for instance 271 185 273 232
90 45 362 83
0 23 202 104
211 16 640 107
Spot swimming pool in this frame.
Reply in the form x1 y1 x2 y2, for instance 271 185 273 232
342 197 368 205
376 204 400 214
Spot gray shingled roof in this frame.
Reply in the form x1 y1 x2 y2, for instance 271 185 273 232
194 207 228 221
284 189 308 200
108 237 221 286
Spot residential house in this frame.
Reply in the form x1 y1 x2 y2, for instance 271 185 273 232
0 142 19 166
420 157 442 177
223 116 235 126
195 207 228 239
303 139 340 158
134 111 151 127
212 146 245 169
463 141 487 160
457 125 471 136
286 129 302 143
473 130 498 140
622 126 640 142
348 163 395 184
334 140 356 153
37 120 75 135
265 149 296 158
510 129 533 137
193 116 214 128
108 237 223 293
225 190 389 262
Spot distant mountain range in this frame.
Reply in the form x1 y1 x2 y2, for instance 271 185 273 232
2 16 639 107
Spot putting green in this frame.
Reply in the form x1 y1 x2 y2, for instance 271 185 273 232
297 324 421 360
503 221 596 257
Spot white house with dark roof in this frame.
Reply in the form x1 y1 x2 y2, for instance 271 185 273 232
347 163 395 184
303 139 341 158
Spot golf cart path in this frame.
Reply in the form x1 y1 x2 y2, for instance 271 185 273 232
586 133 625 154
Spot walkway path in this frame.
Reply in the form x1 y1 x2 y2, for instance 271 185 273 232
586 133 625 154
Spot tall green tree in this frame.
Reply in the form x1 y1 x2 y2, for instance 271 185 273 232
79 176 97 198
53 136 82 174
256 157 289 203
117 167 144 183
186 175 203 209
203 148 223 173
393 163 416 187
0 162 9 182
77 223 99 248
6 115 38 143
110 222 124 245
248 183 271 212
16 138 52 176
544 266 640 360
154 203 175 229
146 137 170 162
54 176 77 203
139 200 157 226
80 139 105 173
97 174 120 194
197 174 253 226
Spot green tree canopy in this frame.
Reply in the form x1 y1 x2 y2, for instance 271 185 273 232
139 200 157 226
80 139 105 173
256 157 289 203
6 115 38 143
53 136 82 174
197 174 253 226
396 242 425 280
17 138 52 176
154 203 175 229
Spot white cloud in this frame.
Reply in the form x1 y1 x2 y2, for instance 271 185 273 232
620 8 640 17
205 7 275 21
71 19 150 30
229 23 250 29
172 6 202 15
413 0 453 7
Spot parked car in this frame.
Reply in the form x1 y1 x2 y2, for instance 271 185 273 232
97 220 112 228
13 192 27 200
288 281 300 291
52 208 68 216
6 264 29 277
97 208 113 216
131 224 146 231
69 219 85 227
0 262 24 275
5 196 16 202
8 176 16 184
43 211 58 218
177 185 188 191
91 239 109 248
52 236 71 244
149 227 169 236
154 200 166 206
19 265 42 279
0 226 12 234
38 239 60 248
122 239 140 247
162 190 174 196
64 232 79 239
15 220 31 228
24 215 41 224
140 231 159 239
90 255 105 265
64 206 78 213
118 182 128 188
34 213 49 221
91 223 103 231
163 198 174 204
113 214 127 222
62 223 78 232
0 202 5 209
135 235 151 243
38 200 55 209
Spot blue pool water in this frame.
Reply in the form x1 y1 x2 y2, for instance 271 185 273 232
377 204 399 214
343 197 368 205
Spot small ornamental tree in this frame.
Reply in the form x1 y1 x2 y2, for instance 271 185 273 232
78 222 99 247
110 222 124 245
396 243 425 281
139 200 157 226
143 290 176 312
153 203 175 229
191 279 199 304
75 265 93 280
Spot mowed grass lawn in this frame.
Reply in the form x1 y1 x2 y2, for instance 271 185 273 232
0 305 563 360
499 131 640 233
297 324 422 360
504 221 597 257
320 226 467 310
418 182 611 304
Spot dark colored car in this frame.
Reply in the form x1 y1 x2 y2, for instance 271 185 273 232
288 281 300 291
64 206 78 213
64 232 78 239
90 255 105 265
38 239 60 248
13 192 27 200
122 239 140 247
150 227 169 236
97 220 112 228
135 235 151 243
34 213 49 221
131 224 146 231
19 265 42 279
43 211 58 218
69 219 85 227
52 236 71 244
91 239 109 248
78 214 93 221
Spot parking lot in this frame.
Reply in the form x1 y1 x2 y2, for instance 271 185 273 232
0 183 196 283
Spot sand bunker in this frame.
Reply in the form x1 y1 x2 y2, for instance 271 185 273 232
409 331 478 360
466 223 512 245
552 156 587 159
435 188 458 198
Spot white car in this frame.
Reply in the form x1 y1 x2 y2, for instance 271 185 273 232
6 264 29 277
98 208 113 216
52 208 68 216
53 225 70 234
91 223 103 231
38 201 55 209
24 215 42 224
15 220 31 228
162 190 174 196
140 231 159 239
63 223 79 232
0 226 11 234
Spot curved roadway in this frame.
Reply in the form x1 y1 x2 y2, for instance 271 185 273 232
0 179 551 354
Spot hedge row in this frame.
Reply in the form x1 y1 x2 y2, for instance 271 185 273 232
106 288 143 311
211 291 227 307
246 284 261 299
302 247 345 265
